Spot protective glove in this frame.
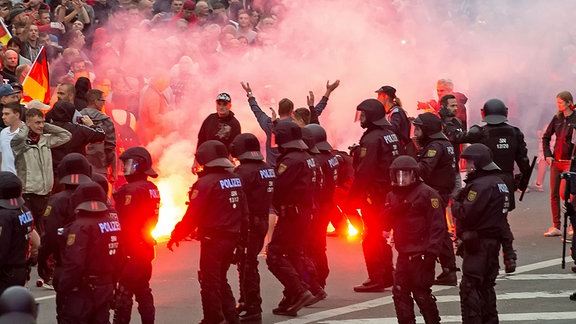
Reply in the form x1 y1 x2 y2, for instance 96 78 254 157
167 237 180 252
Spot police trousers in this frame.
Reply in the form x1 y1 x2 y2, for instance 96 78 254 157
0 266 27 295
237 216 268 312
113 257 155 324
58 280 114 324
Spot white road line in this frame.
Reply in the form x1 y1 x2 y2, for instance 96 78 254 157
435 290 574 303
35 295 56 301
318 312 576 323
276 257 572 324
497 274 576 280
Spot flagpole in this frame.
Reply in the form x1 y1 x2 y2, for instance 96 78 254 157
0 19 12 39
22 46 44 84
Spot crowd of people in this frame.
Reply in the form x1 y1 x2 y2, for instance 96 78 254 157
0 0 575 323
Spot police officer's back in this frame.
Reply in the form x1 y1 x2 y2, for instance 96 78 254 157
168 140 247 324
0 172 33 294
56 182 121 323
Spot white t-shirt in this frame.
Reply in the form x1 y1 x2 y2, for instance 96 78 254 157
0 126 19 174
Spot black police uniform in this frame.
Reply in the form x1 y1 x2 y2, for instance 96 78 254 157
112 145 159 324
461 99 530 268
170 152 247 324
0 172 33 294
387 105 411 148
231 140 275 320
385 177 444 323
413 113 458 284
56 183 121 323
452 148 509 324
348 99 404 291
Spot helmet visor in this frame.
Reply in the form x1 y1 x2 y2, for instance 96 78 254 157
122 158 140 176
354 110 364 123
392 170 416 187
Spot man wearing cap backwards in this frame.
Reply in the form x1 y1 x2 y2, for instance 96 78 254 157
37 153 93 294
229 133 275 323
266 121 321 316
113 146 160 324
0 171 33 294
452 143 509 324
346 99 404 293
11 108 71 236
56 182 122 323
412 112 458 286
460 98 530 273
168 140 248 324
376 85 411 148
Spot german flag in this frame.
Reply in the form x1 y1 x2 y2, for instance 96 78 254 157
0 19 10 46
22 47 50 104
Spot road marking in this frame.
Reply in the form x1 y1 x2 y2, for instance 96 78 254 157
497 274 576 280
436 290 573 303
35 295 56 301
318 312 576 323
276 257 572 324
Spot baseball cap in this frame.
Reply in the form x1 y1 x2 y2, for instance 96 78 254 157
216 92 231 103
0 84 19 97
375 85 397 98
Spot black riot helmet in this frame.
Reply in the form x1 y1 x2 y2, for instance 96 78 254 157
412 112 447 140
481 98 508 125
195 140 235 168
0 171 25 209
58 153 92 185
91 173 110 196
0 286 38 318
389 155 419 187
119 147 158 178
356 99 391 128
461 143 501 172
230 133 264 161
301 126 320 154
304 124 332 151
71 182 108 213
273 121 308 150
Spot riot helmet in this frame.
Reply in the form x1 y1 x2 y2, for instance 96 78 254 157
91 173 109 196
355 99 391 128
481 98 508 125
301 126 320 154
119 147 158 178
389 155 419 187
58 153 92 185
229 133 264 161
71 182 108 213
460 143 500 174
195 140 235 168
412 112 447 140
273 121 308 150
304 124 332 151
0 172 25 209
0 286 38 318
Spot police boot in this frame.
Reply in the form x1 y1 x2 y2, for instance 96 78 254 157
285 290 317 315
504 259 517 274
238 304 262 323
272 296 297 316
434 268 457 286
353 279 386 292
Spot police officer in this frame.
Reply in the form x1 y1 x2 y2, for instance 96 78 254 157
375 85 411 148
347 99 403 292
412 112 458 286
266 121 318 316
38 153 93 292
303 124 338 289
0 172 33 294
113 147 160 324
385 156 444 324
56 182 122 323
168 140 247 324
461 99 530 273
452 143 509 324
229 133 275 323
0 286 38 323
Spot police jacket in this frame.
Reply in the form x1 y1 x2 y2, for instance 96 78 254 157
234 160 274 227
171 167 248 241
348 126 403 209
38 189 76 269
416 136 456 196
114 179 160 261
316 151 339 203
196 112 241 150
0 207 33 268
543 111 576 161
57 210 121 292
384 182 445 256
452 170 509 239
273 148 315 209
386 105 411 147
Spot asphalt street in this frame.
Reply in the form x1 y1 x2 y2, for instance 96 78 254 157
30 178 576 323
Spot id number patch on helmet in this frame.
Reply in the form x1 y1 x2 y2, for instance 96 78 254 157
467 190 477 202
